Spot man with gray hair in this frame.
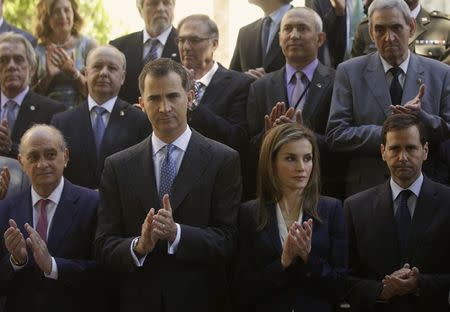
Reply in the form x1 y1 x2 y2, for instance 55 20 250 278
110 0 180 104
246 7 338 198
326 0 450 196
51 45 151 189
0 32 64 159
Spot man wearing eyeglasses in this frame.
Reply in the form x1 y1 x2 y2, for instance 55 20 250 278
110 0 180 104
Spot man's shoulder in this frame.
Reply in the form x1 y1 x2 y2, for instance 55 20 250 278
191 130 238 157
109 31 142 48
24 91 65 112
345 183 385 207
252 67 284 88
106 137 149 163
216 64 255 85
237 18 261 34
65 180 99 201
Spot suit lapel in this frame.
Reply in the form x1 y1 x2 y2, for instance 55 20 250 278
161 27 180 60
405 177 439 262
364 53 391 117
269 68 288 109
200 64 229 109
252 18 264 66
78 103 98 171
169 131 211 213
47 180 78 253
10 190 33 236
264 203 282 253
101 99 128 158
303 62 331 121
12 92 38 141
373 182 402 270
264 29 281 69
136 138 159 213
402 53 425 104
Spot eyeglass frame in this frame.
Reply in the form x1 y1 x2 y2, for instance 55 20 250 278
175 36 216 45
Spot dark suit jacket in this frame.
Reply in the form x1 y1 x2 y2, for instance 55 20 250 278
51 98 151 189
229 13 288 74
189 64 253 153
246 62 339 198
94 130 242 312
0 20 37 47
311 0 347 68
345 176 450 312
110 27 180 104
326 52 450 195
0 179 103 311
2 91 65 158
234 197 347 312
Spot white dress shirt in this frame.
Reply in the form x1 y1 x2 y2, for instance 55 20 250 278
195 61 219 103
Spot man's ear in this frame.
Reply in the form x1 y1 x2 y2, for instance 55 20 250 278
381 144 386 161
317 32 326 48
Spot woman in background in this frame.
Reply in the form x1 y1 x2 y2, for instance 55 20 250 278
234 123 347 312
33 0 96 109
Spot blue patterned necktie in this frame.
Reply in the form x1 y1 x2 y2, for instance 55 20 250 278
92 106 107 155
395 189 413 253
193 81 203 104
4 100 17 131
143 38 159 65
159 144 177 207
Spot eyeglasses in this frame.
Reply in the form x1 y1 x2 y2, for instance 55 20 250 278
176 36 213 45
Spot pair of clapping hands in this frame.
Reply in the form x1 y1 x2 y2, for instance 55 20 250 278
134 194 177 257
4 219 53 274
379 263 420 300
281 219 313 268
46 44 78 78
264 101 303 132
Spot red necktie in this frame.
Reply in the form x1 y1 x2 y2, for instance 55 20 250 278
36 199 49 242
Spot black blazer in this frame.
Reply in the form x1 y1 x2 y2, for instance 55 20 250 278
110 27 180 104
51 98 151 189
0 180 104 311
229 15 287 74
345 176 450 312
3 91 65 158
94 130 242 312
234 197 347 312
188 64 253 153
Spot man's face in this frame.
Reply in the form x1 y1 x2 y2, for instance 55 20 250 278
0 40 34 98
139 72 193 142
85 47 125 104
279 10 325 65
381 126 428 188
369 7 415 66
178 20 217 72
139 0 174 37
19 130 68 197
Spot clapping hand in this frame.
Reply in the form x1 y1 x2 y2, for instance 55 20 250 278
390 84 425 115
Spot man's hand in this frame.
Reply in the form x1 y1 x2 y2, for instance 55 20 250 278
0 166 11 199
380 264 420 300
0 120 12 154
153 194 177 243
245 67 266 79
264 102 303 132
134 208 159 257
4 219 27 265
390 84 425 115
25 223 52 274
330 0 346 15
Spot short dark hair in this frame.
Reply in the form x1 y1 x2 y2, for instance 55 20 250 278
138 58 191 96
177 14 219 39
381 113 426 145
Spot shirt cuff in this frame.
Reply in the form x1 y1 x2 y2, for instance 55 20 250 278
131 237 147 267
44 257 58 280
10 255 27 271
168 223 181 254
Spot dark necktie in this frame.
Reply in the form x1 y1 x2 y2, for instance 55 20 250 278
159 144 177 207
143 38 159 65
395 189 413 253
261 16 272 58
36 199 50 242
389 67 403 105
92 106 107 155
4 100 17 131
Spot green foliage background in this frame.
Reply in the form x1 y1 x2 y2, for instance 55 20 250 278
3 0 111 44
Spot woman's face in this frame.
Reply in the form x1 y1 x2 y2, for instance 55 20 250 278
49 0 74 35
274 138 313 195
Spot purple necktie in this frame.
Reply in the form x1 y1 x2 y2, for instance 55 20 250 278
36 199 50 242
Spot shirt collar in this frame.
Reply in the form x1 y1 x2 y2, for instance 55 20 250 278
390 173 423 201
143 25 173 46
197 62 219 87
31 177 65 207
268 4 292 25
88 95 116 113
285 59 319 83
151 126 192 155
1 86 29 108
380 50 410 75
410 4 421 19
